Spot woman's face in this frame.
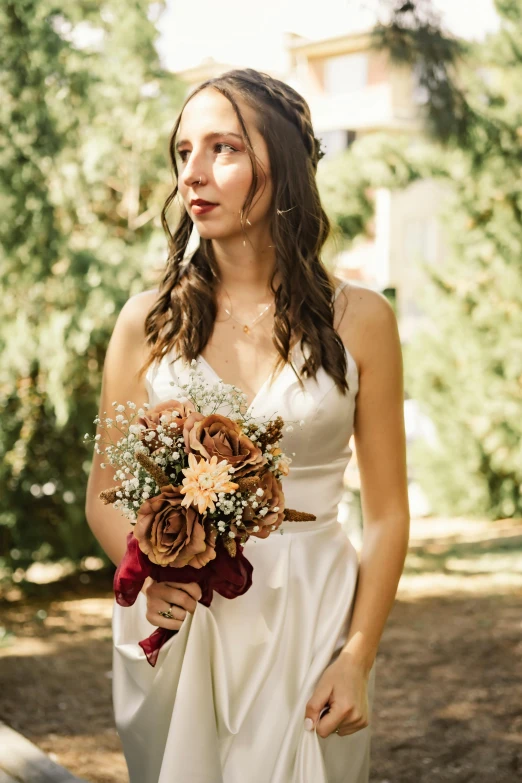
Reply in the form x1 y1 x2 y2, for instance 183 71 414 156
176 88 273 242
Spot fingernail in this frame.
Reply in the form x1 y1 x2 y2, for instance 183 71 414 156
304 717 314 732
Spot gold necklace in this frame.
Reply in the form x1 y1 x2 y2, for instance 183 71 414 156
223 300 274 333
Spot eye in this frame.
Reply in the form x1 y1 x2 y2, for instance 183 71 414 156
177 142 237 163
214 142 237 154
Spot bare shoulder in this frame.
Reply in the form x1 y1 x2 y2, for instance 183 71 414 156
117 288 161 337
105 288 162 373
333 278 399 375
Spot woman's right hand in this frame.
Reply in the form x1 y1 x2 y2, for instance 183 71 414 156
143 578 203 631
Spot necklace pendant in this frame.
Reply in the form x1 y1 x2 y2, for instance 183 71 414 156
243 324 249 333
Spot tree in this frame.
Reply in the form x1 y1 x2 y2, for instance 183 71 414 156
0 0 185 575
318 0 522 519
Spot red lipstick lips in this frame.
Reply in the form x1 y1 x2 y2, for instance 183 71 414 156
190 198 218 216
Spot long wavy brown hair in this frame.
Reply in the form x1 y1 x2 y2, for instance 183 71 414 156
140 67 350 395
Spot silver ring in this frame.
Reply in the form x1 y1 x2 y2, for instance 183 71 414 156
335 728 340 735
158 608 174 620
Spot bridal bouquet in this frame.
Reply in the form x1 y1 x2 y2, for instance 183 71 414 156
86 360 315 665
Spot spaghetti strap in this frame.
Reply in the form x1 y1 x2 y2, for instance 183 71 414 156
334 278 350 301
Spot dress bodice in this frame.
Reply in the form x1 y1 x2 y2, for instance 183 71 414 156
144 280 359 531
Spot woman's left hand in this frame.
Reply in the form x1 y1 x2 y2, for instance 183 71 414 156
304 655 371 738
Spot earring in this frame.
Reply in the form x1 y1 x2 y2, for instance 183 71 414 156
239 209 252 227
240 209 252 246
180 223 201 267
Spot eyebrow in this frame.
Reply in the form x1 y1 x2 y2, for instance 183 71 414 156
175 131 244 151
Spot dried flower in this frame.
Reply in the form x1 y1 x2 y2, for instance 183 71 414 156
257 416 284 450
283 508 316 521
180 453 238 514
236 469 286 539
89 373 314 556
138 399 197 453
135 451 170 488
184 413 265 478
134 484 218 568
224 537 237 557
271 448 291 476
235 475 260 493
99 487 119 505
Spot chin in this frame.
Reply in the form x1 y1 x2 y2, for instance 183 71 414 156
195 226 219 241
196 224 238 241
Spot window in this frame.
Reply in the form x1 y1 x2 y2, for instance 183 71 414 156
323 53 368 94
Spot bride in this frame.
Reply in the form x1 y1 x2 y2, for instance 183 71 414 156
86 67 410 783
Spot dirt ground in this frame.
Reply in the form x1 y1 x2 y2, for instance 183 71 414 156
1 516 521 783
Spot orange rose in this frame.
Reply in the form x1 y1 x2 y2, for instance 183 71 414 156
133 484 217 568
183 413 265 478
138 399 199 454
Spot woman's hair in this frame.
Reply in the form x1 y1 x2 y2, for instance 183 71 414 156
140 67 350 395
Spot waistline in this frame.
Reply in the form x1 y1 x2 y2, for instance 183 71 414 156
277 516 342 535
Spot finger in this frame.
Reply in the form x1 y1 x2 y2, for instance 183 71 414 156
190 581 204 601
337 721 369 737
335 713 369 737
165 586 199 614
146 598 187 631
316 706 346 739
305 682 334 729
166 582 203 606
168 581 203 602
342 717 369 735
154 583 198 616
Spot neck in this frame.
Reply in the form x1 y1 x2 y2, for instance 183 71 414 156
209 233 279 302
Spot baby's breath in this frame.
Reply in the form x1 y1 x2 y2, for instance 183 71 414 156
86 370 300 539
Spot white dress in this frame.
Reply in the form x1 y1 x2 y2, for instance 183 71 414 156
112 279 376 783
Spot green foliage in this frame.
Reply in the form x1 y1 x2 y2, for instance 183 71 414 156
404 138 522 519
371 0 478 147
403 2 522 519
0 0 185 574
329 0 522 519
317 133 445 244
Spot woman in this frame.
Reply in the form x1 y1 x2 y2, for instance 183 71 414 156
86 68 410 783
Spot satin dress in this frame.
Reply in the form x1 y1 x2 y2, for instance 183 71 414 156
112 280 376 782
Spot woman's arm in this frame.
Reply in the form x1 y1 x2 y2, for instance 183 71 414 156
338 286 410 673
86 289 204 622
85 290 159 567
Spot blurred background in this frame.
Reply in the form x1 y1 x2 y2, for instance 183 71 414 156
1 1 521 781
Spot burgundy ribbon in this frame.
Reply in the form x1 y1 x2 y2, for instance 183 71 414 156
114 532 253 666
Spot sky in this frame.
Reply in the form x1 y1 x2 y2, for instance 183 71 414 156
156 0 500 74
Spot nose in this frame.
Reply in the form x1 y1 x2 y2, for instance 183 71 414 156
180 148 206 189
